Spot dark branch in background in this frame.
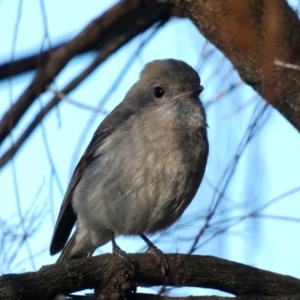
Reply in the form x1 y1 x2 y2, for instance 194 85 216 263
0 44 61 81
1 1 300 165
170 0 300 132
0 16 167 169
1 254 300 300
0 0 172 168
3 0 300 168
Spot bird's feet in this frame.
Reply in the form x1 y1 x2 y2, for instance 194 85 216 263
96 232 137 300
140 234 169 275
111 232 136 272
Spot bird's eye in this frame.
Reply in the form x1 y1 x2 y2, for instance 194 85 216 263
154 87 164 98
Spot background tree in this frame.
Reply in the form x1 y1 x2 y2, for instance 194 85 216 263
1 0 300 299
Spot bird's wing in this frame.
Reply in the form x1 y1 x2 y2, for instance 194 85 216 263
50 104 135 255
49 134 102 254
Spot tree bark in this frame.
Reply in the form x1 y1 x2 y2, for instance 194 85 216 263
1 254 300 300
169 0 300 132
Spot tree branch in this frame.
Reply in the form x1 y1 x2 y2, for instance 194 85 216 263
0 2 170 169
0 0 172 150
129 293 300 300
169 0 300 132
55 292 300 300
0 44 62 81
1 254 300 300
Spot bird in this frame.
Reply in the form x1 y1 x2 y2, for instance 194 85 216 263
50 58 209 264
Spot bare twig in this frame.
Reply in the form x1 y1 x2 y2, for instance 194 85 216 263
0 1 172 168
0 0 172 148
274 59 300 71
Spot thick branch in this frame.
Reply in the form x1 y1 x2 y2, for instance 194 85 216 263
60 293 300 300
128 293 300 300
0 0 171 148
170 0 300 132
1 254 300 300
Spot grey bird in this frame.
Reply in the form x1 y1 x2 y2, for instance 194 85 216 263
50 59 209 262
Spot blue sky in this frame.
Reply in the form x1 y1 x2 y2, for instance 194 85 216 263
1 0 300 295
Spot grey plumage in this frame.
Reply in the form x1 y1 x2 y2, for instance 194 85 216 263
50 59 209 261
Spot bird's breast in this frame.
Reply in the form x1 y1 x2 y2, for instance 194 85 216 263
81 101 208 235
106 106 206 233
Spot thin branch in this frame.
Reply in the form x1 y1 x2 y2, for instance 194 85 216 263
0 0 172 148
47 87 108 114
274 59 300 72
0 1 172 169
188 101 270 254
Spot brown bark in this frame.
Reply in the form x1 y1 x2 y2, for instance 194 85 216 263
1 254 300 300
169 0 300 132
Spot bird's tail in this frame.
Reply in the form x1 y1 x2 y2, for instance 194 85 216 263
57 229 93 262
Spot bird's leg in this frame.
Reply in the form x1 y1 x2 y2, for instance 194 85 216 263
111 231 135 271
140 234 169 275
95 232 136 298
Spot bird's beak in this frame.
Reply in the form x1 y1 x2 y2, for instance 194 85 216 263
186 85 204 98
